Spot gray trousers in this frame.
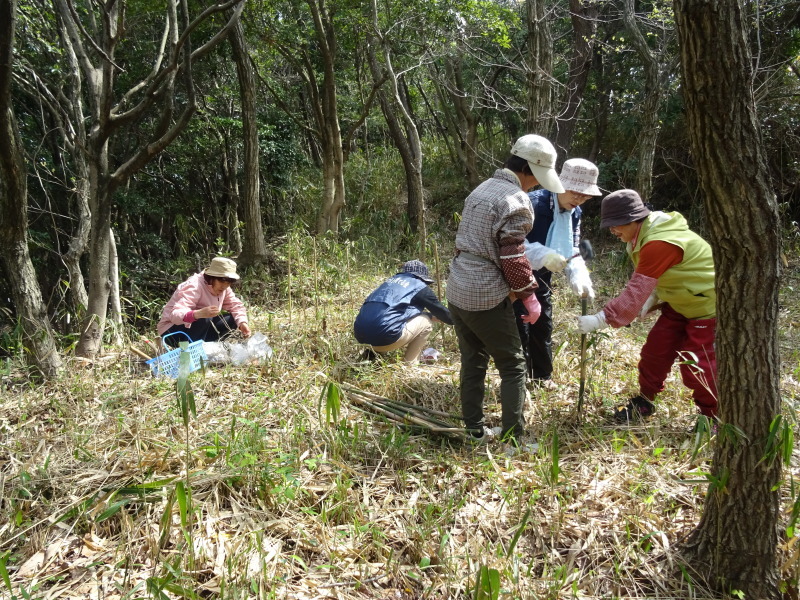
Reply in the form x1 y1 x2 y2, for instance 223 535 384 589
450 298 527 438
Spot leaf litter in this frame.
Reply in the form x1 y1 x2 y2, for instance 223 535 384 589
0 244 799 599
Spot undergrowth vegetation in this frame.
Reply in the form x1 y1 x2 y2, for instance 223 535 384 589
1 231 799 599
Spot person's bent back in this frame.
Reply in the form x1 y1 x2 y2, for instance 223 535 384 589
354 260 452 363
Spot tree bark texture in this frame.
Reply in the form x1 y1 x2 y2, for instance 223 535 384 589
525 0 554 136
307 0 346 235
553 0 597 165
229 18 268 265
107 228 122 346
674 1 782 597
434 56 481 190
0 0 62 378
366 10 426 245
623 0 672 201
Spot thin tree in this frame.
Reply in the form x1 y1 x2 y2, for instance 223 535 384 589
366 0 425 245
526 0 555 135
0 0 62 377
674 0 782 597
553 0 598 165
229 17 269 266
622 0 676 200
52 0 245 358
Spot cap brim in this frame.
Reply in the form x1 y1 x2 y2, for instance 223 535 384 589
530 165 565 194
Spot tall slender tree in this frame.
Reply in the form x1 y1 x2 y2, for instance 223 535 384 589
0 0 62 377
50 0 245 358
526 0 555 135
622 0 676 200
552 0 598 164
673 0 782 596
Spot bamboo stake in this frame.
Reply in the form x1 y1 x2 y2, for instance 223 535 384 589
129 346 153 360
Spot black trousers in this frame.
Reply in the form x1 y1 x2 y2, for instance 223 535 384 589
162 314 238 348
513 270 553 381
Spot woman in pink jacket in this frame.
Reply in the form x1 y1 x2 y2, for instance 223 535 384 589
157 257 251 347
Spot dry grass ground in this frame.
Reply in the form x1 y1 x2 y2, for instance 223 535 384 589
1 235 799 599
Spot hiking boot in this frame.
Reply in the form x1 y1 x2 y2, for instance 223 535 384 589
467 426 496 446
614 395 655 422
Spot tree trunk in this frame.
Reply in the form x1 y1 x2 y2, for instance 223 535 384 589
623 0 672 200
674 1 782 597
107 228 122 346
229 18 268 265
435 57 481 190
75 149 113 358
0 0 62 378
366 8 426 246
553 0 597 165
526 0 554 136
308 0 346 235
62 174 90 316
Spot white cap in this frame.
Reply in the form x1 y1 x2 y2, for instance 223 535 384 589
560 158 601 196
510 135 565 193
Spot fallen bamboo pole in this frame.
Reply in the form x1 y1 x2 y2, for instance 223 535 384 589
348 394 468 438
339 383 461 420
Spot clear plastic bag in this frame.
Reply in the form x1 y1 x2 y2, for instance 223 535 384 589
229 343 250 366
228 332 273 366
203 341 230 364
247 332 273 361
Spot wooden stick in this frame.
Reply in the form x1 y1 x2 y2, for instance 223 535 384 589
130 346 153 360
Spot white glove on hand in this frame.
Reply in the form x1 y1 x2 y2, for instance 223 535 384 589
542 252 567 273
565 256 595 300
639 291 659 320
523 240 552 270
577 311 608 334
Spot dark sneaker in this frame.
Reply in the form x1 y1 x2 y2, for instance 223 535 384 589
614 395 655 422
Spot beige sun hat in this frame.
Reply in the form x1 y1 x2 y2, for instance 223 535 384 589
204 257 240 280
560 158 601 196
510 134 565 193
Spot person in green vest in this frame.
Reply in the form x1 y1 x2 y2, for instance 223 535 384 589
576 189 718 421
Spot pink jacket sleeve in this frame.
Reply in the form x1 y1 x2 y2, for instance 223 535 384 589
603 272 658 328
167 277 205 326
222 288 248 326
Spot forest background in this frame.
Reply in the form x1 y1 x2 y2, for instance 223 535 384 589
1 0 800 598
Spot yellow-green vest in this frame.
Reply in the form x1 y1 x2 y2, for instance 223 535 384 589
629 212 716 319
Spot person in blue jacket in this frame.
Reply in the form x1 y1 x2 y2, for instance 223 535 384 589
514 158 601 385
354 260 453 363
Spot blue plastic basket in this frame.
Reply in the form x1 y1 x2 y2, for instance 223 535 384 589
147 331 207 379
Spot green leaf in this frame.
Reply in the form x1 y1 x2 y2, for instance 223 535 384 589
176 481 190 529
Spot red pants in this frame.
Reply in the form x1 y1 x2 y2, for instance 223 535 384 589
638 304 718 416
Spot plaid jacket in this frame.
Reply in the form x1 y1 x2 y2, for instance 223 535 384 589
446 169 537 311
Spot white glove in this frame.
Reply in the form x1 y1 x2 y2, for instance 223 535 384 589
565 256 595 300
639 291 659 320
524 240 553 270
542 252 567 273
577 311 608 334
